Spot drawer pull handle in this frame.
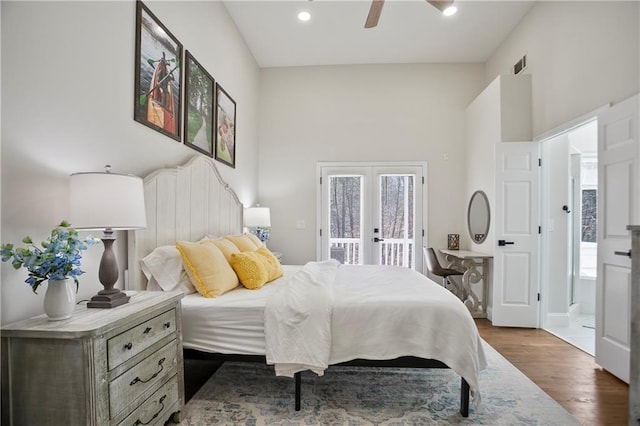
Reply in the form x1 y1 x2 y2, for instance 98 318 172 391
163 321 171 329
133 394 166 426
124 342 133 350
143 327 152 334
130 358 166 386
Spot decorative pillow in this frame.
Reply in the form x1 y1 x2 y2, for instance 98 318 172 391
225 234 259 252
229 251 269 289
256 247 283 281
209 238 240 262
140 245 195 294
176 241 239 298
246 233 264 249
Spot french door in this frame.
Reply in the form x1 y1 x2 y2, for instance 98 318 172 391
317 163 425 271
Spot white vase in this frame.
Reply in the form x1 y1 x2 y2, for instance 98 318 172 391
43 278 76 321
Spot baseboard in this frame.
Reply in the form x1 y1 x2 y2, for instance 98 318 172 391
546 312 571 327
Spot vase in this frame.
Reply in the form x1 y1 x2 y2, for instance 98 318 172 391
43 278 76 321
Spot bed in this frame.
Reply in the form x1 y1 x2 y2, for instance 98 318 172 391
128 156 487 417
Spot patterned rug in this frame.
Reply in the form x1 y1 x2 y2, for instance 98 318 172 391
181 341 580 425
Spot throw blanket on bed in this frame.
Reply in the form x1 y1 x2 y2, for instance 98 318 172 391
264 260 487 401
264 260 337 377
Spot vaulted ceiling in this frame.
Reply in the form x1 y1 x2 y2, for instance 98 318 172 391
223 0 535 68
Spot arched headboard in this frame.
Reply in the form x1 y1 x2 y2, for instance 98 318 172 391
127 156 243 290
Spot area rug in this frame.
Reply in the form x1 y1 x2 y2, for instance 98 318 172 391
181 341 580 425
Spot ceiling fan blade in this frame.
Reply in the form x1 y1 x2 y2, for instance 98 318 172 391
365 0 385 28
426 0 454 13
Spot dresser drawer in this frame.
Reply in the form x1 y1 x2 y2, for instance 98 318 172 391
108 309 176 370
118 377 179 426
109 340 178 419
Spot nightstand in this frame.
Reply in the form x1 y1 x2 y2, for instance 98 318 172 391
1 291 184 426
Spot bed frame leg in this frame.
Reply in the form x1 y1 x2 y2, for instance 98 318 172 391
294 372 301 411
460 377 469 417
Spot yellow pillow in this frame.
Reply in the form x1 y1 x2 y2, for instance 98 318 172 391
246 233 264 249
176 241 239 298
225 234 259 252
257 247 283 281
209 238 240 262
229 251 269 289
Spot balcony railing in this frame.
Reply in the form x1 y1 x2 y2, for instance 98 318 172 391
330 237 414 268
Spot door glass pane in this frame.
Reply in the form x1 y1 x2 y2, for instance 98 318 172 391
378 174 414 268
329 175 362 264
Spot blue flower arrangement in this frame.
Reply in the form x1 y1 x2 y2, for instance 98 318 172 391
1 221 97 294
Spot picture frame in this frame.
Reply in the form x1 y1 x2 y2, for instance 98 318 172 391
134 1 183 141
214 83 236 168
183 51 215 157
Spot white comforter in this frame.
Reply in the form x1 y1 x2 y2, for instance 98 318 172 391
264 260 487 397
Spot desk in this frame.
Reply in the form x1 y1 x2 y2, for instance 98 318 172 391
440 249 492 318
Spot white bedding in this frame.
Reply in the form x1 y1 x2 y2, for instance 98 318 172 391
181 261 486 398
330 264 487 396
264 260 336 377
181 265 302 355
263 261 487 398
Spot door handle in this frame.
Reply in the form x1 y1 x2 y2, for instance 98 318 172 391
373 237 385 242
498 240 515 246
614 250 632 258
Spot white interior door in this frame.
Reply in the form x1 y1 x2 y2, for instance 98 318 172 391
493 142 540 327
318 163 424 271
596 94 639 383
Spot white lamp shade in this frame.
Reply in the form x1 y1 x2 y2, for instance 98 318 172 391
244 206 271 228
69 172 147 230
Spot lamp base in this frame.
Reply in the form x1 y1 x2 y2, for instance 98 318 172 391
87 290 130 309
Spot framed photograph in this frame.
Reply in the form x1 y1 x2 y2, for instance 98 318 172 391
134 1 182 141
214 84 236 168
183 51 215 157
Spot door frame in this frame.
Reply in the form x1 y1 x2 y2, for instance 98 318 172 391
535 105 609 330
316 161 428 271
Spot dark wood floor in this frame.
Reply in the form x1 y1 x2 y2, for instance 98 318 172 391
184 320 630 425
476 319 629 426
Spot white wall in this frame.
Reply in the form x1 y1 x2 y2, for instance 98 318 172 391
463 74 532 254
258 64 485 265
1 1 260 324
485 1 640 138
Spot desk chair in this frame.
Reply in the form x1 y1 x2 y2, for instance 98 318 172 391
423 247 464 297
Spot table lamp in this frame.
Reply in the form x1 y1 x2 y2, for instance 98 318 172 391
244 206 271 242
69 166 146 308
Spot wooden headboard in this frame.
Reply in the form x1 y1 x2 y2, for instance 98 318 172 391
127 156 243 290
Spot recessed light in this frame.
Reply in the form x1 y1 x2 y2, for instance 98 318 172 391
443 6 457 16
298 11 311 21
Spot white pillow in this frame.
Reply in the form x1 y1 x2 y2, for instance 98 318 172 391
140 245 196 294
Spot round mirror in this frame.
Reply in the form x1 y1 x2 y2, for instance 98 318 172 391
467 191 490 244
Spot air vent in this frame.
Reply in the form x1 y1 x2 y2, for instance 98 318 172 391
513 55 527 75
